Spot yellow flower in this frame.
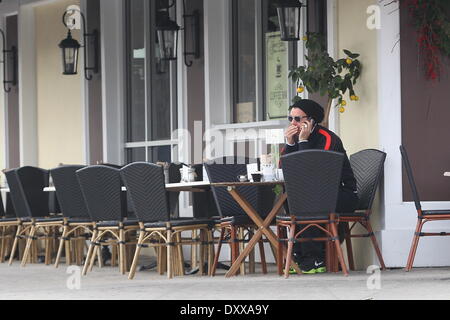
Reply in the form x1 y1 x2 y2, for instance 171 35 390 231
350 95 356 101
296 86 304 93
341 100 347 106
346 58 353 65
339 107 345 113
302 36 308 41
354 95 359 101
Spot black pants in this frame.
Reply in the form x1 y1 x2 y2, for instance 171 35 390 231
293 188 359 261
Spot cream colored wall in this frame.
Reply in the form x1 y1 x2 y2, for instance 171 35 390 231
336 0 381 270
35 0 83 169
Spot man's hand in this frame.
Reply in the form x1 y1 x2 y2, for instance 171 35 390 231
298 118 314 141
285 125 299 145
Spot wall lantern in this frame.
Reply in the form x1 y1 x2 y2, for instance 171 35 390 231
59 8 98 80
275 0 306 41
0 29 17 93
156 0 200 67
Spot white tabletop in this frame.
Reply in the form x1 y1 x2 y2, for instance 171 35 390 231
0 181 212 193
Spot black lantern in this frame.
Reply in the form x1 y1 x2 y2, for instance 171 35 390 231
59 8 98 80
0 28 17 93
156 10 180 61
58 30 80 75
276 0 305 41
155 0 200 67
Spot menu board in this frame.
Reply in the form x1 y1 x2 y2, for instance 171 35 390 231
265 32 288 119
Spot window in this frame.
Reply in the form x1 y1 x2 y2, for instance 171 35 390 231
125 0 178 163
232 0 298 123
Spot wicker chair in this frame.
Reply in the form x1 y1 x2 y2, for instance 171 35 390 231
339 149 387 270
204 157 275 276
400 145 450 271
6 167 63 267
276 150 348 278
51 165 95 268
77 165 139 275
120 162 213 279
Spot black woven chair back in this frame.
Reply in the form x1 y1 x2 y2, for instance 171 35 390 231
76 165 125 222
399 145 421 211
350 149 386 211
192 164 219 219
5 167 49 218
205 157 272 218
120 162 170 222
50 165 90 219
281 150 344 217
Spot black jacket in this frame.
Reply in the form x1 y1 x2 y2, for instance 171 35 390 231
283 125 358 194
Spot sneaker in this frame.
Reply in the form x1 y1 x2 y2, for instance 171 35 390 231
300 260 326 274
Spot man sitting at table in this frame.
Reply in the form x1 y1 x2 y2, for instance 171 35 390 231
283 99 359 274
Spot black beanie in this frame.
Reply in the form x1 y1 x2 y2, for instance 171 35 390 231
289 99 325 123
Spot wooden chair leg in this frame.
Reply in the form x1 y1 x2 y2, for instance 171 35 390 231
277 224 284 276
82 230 97 275
238 227 245 275
248 229 255 274
364 221 386 270
284 223 296 278
9 224 22 265
118 229 125 275
211 228 225 276
406 219 424 271
230 227 238 271
343 222 355 271
330 217 348 276
166 230 173 279
21 226 36 267
176 232 184 276
128 230 145 280
158 243 167 275
207 230 215 276
198 229 205 275
191 230 198 270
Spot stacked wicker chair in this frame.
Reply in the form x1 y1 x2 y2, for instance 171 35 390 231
120 162 214 279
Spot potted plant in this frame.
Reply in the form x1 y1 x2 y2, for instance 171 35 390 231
289 32 362 128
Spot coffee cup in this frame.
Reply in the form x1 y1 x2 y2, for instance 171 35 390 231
237 175 248 182
251 173 262 182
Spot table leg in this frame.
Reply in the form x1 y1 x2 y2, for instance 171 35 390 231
225 191 299 277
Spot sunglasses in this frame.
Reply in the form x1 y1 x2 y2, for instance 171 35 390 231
288 116 311 122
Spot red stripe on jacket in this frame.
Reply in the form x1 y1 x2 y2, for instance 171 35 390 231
318 129 331 150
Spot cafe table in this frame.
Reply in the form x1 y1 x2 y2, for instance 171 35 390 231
209 181 302 277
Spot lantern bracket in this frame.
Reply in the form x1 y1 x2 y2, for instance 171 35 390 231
62 8 99 80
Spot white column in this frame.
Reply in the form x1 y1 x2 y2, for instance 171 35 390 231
18 5 38 166
204 0 232 129
100 0 125 165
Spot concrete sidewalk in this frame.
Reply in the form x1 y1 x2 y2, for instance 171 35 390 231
0 262 449 300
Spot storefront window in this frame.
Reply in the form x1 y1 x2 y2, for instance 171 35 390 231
232 0 296 123
125 0 177 163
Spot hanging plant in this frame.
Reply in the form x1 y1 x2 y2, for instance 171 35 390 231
289 32 362 128
401 0 450 80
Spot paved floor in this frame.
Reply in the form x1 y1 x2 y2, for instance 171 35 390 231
0 261 449 300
